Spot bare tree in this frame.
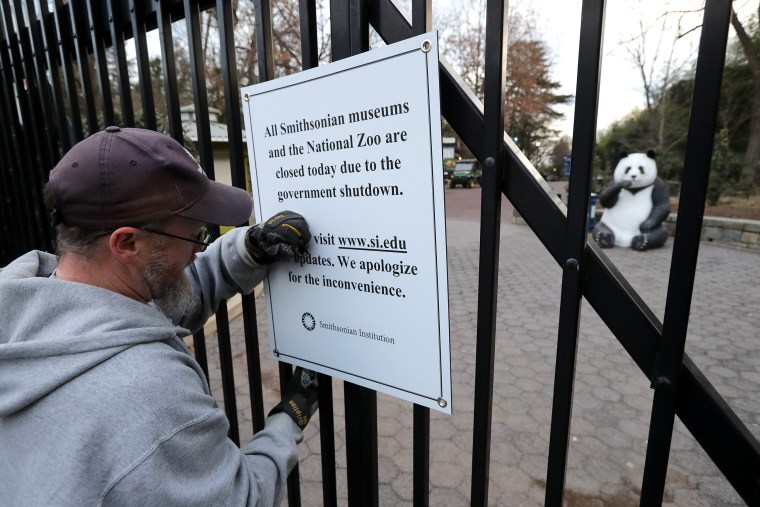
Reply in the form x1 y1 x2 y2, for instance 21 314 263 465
229 0 331 85
625 1 760 188
622 6 696 157
437 0 488 99
170 0 332 111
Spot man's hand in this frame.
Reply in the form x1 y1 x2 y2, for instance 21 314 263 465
269 367 319 430
245 211 311 264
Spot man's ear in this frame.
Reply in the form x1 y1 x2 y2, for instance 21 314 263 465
108 227 142 263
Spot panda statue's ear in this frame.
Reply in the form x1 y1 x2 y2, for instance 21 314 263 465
618 151 628 159
647 149 657 159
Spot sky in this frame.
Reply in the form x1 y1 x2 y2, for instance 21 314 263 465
137 0 753 140
522 0 755 137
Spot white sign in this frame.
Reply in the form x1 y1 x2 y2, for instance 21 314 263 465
241 32 451 413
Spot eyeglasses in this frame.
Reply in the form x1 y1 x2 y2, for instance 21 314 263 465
141 227 211 251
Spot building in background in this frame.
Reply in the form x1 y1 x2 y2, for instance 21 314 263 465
181 105 248 190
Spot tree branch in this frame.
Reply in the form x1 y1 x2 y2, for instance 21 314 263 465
730 7 760 78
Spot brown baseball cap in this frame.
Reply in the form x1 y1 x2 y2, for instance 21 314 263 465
48 126 252 228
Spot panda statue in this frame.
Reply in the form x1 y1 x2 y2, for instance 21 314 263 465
592 150 670 251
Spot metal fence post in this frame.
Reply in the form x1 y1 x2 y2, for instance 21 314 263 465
106 0 134 127
52 0 83 144
544 1 606 504
640 1 732 503
328 0 380 505
470 0 508 504
411 3 431 505
69 0 98 133
127 0 155 130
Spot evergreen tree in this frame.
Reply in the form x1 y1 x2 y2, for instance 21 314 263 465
438 1 570 162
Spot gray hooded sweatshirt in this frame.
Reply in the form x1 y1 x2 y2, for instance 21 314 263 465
0 227 301 506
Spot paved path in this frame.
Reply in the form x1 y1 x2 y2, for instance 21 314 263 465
204 192 758 506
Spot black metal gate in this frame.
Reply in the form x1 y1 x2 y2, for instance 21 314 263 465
1 0 758 505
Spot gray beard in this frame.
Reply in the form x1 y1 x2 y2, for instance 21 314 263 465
143 249 199 317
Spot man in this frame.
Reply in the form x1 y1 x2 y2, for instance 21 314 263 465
0 127 318 506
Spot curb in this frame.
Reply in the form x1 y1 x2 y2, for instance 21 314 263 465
512 211 760 250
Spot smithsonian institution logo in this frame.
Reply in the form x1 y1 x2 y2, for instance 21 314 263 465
301 312 316 331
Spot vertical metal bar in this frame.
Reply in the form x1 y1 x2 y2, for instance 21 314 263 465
294 3 338 504
11 0 54 171
411 0 431 35
250 0 274 435
0 44 12 225
69 0 98 133
53 0 83 143
0 162 9 261
254 0 273 82
413 404 430 506
0 28 30 261
106 0 135 127
128 0 156 130
252 0 304 502
17 0 55 251
411 7 432 505
330 1 378 505
86 0 114 126
0 98 13 259
156 0 181 140
0 17 5 72
470 0 508 504
3 2 49 250
194 328 211 381
348 0 368 56
330 0 350 61
544 1 606 505
163 0 201 339
216 0 267 445
182 0 214 188
184 0 240 444
344 381 378 507
318 374 337 507
215 0 245 193
0 11 36 254
298 0 318 70
24 0 60 162
36 0 69 152
243 297 266 432
189 314 209 419
640 1 732 504
215 302 240 445
278 363 302 506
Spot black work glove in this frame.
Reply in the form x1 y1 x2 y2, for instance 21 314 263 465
245 211 311 264
269 367 319 430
